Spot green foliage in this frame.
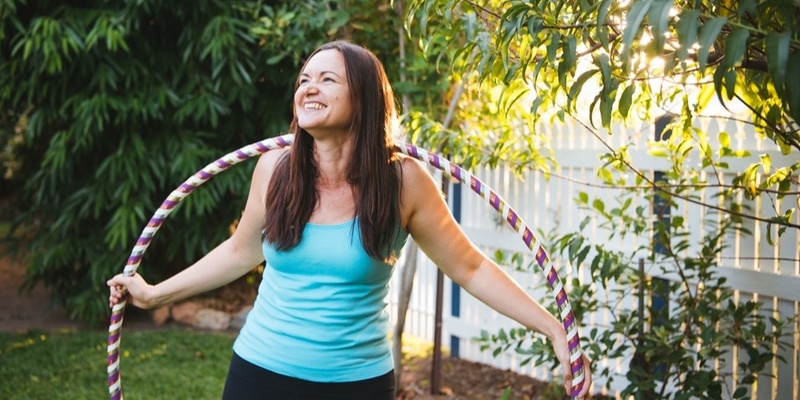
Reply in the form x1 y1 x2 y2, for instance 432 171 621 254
412 0 800 129
408 0 798 229
0 0 409 322
405 1 798 396
0 329 235 399
405 107 555 177
479 186 793 397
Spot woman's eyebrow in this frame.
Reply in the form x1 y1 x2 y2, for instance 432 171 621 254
300 70 343 78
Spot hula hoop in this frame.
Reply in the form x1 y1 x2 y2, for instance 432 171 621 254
107 134 585 399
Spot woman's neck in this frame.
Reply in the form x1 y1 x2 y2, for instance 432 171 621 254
313 135 353 186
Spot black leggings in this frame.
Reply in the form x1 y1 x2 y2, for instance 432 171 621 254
221 352 395 400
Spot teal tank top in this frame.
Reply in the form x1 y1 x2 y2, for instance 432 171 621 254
232 219 409 382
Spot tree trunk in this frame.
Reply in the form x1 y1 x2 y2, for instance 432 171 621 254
393 240 418 392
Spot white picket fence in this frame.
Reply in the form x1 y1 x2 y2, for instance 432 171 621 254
389 116 800 399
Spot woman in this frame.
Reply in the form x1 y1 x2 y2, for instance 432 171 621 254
108 40 592 399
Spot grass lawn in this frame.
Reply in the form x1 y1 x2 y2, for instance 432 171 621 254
0 328 236 400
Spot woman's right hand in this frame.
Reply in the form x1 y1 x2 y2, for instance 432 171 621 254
107 273 156 310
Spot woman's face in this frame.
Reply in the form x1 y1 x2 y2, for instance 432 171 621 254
294 49 353 138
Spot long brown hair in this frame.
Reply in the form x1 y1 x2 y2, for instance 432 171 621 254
262 41 401 262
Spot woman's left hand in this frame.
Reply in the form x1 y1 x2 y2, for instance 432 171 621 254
552 332 592 398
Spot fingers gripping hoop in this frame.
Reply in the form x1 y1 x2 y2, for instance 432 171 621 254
106 134 585 399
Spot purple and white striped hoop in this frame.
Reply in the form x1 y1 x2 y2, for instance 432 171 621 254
107 134 585 399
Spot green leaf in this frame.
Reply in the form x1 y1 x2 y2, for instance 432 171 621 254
530 96 544 116
527 16 543 39
647 0 673 54
718 131 731 149
547 32 561 65
596 53 617 128
766 31 790 95
598 53 611 83
737 0 757 16
597 167 613 183
675 9 700 61
695 78 715 111
563 35 577 73
760 154 771 174
621 0 654 62
266 53 285 65
596 0 613 49
742 164 759 197
597 0 613 25
593 199 605 213
647 146 670 157
724 68 737 100
568 69 598 106
619 84 635 118
785 51 800 124
559 55 570 90
589 94 601 128
697 16 727 71
723 28 750 68
601 97 614 128
713 65 728 103
580 216 591 230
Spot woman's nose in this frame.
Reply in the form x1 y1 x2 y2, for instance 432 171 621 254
300 82 319 95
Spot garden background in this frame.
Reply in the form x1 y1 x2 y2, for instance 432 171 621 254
1 0 798 399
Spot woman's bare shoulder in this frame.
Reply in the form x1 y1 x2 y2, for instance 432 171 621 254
396 153 445 227
256 146 290 171
251 146 290 189
397 153 429 183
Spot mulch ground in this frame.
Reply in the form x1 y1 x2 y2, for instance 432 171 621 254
397 355 565 400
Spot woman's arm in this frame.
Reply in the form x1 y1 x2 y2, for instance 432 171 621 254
399 156 592 398
107 148 287 309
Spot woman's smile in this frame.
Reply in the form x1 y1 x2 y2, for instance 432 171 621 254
304 102 327 110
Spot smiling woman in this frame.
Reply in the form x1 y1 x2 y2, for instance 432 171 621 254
107 40 592 400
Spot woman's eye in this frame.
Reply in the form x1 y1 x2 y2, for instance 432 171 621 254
299 79 309 85
323 77 335 82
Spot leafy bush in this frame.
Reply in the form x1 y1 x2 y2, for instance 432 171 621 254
0 0 409 323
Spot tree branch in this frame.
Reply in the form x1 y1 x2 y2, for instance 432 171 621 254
537 169 800 196
739 58 769 73
461 0 500 19
734 93 800 153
